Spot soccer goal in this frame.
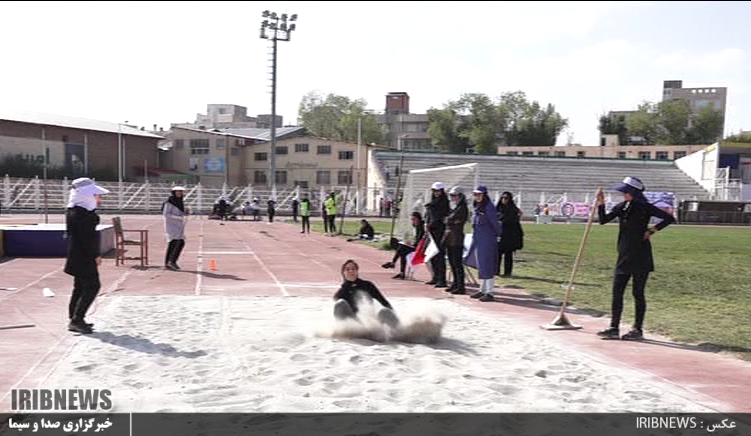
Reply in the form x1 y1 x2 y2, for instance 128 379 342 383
394 163 479 242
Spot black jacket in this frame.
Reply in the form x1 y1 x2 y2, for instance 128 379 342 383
443 197 469 247
359 223 375 239
64 206 101 278
599 201 675 274
425 193 449 230
333 278 392 313
496 201 524 252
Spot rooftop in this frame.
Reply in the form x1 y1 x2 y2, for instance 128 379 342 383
0 109 163 138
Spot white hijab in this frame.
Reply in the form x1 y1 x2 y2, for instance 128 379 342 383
66 178 109 211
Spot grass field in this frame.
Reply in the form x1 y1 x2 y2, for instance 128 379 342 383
303 217 751 359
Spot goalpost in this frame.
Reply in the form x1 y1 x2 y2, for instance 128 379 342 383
394 163 480 243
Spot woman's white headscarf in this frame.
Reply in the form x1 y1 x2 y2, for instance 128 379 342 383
67 178 109 211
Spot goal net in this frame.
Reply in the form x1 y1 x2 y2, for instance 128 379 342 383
394 163 479 243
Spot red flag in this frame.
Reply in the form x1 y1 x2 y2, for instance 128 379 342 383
411 237 427 266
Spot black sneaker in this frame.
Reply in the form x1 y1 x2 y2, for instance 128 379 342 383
68 321 93 334
434 282 448 288
445 284 457 292
381 262 395 269
450 288 466 295
171 262 181 270
424 280 437 285
165 264 177 271
597 327 620 340
621 329 644 341
479 293 495 302
470 291 484 299
391 273 405 280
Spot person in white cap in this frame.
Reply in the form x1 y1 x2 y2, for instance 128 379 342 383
596 176 675 340
64 177 109 334
424 181 450 288
163 186 187 270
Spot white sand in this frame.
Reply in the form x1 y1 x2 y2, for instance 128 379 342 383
40 296 712 413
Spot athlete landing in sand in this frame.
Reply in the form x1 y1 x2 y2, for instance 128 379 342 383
333 259 399 328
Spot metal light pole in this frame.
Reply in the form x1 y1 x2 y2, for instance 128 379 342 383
117 120 129 211
260 10 297 195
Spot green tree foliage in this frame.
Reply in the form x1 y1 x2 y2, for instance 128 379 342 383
298 91 385 145
426 91 568 153
624 100 724 145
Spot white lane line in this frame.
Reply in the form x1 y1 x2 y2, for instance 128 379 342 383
227 226 289 297
195 220 205 296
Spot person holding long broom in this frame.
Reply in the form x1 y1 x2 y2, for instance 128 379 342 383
596 177 675 341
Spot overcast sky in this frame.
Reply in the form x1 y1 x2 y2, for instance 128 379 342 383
1 1 749 146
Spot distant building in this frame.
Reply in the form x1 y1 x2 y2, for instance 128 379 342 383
377 92 434 151
497 144 709 161
0 110 162 180
173 104 283 130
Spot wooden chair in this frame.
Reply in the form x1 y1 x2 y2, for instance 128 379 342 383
112 217 149 268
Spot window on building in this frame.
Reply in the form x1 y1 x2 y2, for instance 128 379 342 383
317 145 332 155
295 143 309 153
522 151 534 156
62 135 69 143
189 158 199 171
254 152 268 161
338 170 353 185
577 151 586 158
276 146 288 155
656 151 669 160
174 139 184 149
555 151 566 157
638 151 651 160
506 151 518 156
294 181 309 189
600 137 606 146
316 170 331 185
254 170 267 184
403 123 428 133
190 139 210 155
618 151 627 159
215 138 226 150
275 170 287 185
235 139 246 146
230 147 239 156
338 151 354 160
674 151 687 159
538 151 549 156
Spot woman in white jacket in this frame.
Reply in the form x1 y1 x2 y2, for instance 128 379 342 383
163 186 187 270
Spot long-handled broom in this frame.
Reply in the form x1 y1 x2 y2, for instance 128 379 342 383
541 187 602 330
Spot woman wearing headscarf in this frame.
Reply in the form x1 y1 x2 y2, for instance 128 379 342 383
596 177 675 341
382 211 425 279
334 259 398 327
163 186 187 271
65 177 109 334
467 185 501 302
496 191 524 277
424 182 450 288
443 186 469 295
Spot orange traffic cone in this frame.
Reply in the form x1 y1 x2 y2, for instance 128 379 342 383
209 259 217 271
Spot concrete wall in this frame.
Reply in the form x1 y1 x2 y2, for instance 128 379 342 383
675 143 718 192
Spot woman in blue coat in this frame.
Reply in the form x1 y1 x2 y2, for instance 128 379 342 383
466 185 501 302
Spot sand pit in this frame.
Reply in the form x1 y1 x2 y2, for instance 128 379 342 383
38 296 711 412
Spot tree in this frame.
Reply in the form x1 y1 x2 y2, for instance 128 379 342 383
657 99 692 144
513 102 568 146
626 102 660 145
689 106 725 144
598 113 628 145
454 93 506 154
297 91 385 144
724 131 751 143
426 107 469 153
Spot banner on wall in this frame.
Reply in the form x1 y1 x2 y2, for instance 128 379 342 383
204 157 225 173
538 192 676 220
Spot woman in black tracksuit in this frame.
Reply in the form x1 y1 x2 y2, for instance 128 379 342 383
596 177 675 341
496 191 524 277
443 186 469 294
382 212 425 279
334 259 398 327
424 182 450 287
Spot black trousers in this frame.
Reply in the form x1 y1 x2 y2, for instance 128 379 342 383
165 239 185 266
499 250 514 276
69 274 101 323
446 244 465 289
392 244 416 274
322 214 329 233
292 210 298 222
268 210 275 222
301 216 310 233
610 272 649 330
327 215 337 233
428 227 446 283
